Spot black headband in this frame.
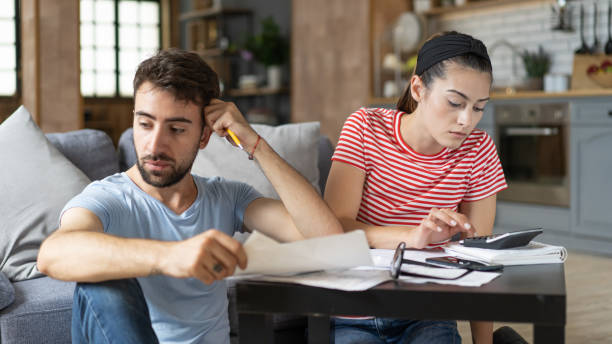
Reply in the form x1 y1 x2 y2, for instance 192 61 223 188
414 33 490 76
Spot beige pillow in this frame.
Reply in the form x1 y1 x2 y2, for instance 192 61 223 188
0 106 90 281
191 122 321 199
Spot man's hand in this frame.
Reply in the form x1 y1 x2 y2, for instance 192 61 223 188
158 230 247 285
411 208 475 249
204 99 260 153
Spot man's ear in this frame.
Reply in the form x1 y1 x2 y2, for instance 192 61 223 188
199 126 212 149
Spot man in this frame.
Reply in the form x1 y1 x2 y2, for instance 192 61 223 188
37 49 343 343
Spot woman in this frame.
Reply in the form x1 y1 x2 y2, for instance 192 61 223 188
324 31 507 344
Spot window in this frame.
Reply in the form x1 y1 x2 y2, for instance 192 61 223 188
80 0 160 97
0 0 17 96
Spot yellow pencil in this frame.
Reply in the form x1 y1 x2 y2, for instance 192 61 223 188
226 129 244 150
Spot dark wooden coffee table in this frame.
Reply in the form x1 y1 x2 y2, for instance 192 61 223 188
236 264 566 343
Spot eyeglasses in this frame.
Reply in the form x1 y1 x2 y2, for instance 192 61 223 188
390 242 471 280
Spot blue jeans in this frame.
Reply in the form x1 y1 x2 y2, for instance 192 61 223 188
332 317 460 344
72 278 159 344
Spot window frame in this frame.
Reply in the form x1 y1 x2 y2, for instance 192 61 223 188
0 0 21 99
81 0 162 99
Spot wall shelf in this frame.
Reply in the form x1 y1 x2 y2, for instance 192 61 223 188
226 87 289 97
179 7 252 22
424 0 552 17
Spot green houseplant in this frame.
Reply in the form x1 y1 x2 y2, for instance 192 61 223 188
245 17 289 89
521 46 551 90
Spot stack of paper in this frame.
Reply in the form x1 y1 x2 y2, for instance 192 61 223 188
445 241 567 265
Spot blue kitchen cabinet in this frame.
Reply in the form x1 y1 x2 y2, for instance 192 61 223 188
477 106 495 138
570 100 612 240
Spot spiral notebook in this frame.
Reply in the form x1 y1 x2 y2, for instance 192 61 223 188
444 241 567 266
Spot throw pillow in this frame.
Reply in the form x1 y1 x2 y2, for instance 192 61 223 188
47 129 120 180
0 271 14 310
0 106 91 281
191 122 321 199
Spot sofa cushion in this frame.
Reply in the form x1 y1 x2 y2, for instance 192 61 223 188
0 277 74 344
118 127 137 172
0 106 91 281
47 129 119 180
0 271 14 310
192 122 321 199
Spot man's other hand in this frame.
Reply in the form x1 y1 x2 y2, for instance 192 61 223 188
158 229 247 285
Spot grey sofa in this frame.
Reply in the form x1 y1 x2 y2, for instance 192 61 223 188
0 127 334 344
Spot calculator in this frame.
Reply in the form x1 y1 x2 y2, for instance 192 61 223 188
460 228 543 249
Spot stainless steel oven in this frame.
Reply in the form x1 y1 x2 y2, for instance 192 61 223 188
495 103 570 207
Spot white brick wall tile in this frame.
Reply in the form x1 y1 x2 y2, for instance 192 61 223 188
434 0 612 80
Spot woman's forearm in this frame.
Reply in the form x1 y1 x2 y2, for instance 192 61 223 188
338 217 416 249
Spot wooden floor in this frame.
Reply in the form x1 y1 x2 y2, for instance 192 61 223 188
457 250 612 343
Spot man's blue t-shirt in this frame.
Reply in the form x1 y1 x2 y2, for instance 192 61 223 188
61 173 262 343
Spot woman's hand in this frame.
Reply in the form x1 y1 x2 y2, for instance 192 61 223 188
411 208 475 248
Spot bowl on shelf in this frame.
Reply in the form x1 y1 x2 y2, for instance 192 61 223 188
588 73 612 88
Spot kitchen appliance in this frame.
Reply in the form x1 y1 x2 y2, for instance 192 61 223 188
495 103 570 207
591 3 600 54
576 4 589 54
606 1 612 54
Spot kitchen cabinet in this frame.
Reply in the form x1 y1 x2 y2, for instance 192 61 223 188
570 101 612 240
477 106 495 138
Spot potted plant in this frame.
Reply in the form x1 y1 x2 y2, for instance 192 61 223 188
521 46 551 90
245 17 289 89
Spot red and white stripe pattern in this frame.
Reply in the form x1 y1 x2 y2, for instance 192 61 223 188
332 108 507 246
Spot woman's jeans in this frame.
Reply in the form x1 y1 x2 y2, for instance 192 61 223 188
71 278 159 344
332 317 461 344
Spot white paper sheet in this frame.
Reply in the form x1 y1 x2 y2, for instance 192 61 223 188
398 270 500 287
235 230 373 276
251 269 391 291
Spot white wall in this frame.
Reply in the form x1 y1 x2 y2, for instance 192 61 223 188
432 0 609 88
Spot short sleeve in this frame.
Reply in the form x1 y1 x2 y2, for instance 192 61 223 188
60 181 125 232
225 180 263 233
463 133 508 201
331 109 367 171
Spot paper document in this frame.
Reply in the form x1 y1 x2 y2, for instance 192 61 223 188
398 270 500 287
253 269 391 291
445 241 567 265
235 230 373 276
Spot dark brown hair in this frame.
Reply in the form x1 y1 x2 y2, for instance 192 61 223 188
396 32 492 113
133 48 220 123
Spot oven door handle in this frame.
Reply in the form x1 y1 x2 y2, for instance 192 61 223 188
504 127 559 136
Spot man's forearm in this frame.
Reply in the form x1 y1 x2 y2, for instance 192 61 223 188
38 231 167 282
253 139 343 237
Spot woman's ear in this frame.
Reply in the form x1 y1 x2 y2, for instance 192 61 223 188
410 75 424 102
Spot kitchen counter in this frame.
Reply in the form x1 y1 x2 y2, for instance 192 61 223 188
369 89 612 106
490 89 612 100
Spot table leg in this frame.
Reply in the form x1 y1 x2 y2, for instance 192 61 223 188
308 315 330 344
238 313 274 344
534 324 564 344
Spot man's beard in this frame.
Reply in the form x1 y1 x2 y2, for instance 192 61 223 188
136 152 196 188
